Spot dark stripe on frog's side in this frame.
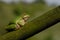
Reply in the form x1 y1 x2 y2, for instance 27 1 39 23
8 22 15 25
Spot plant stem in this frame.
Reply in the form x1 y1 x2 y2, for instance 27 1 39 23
0 6 60 40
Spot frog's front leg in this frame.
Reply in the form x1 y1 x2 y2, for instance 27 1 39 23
15 23 23 30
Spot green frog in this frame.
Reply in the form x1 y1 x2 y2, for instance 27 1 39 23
6 14 30 32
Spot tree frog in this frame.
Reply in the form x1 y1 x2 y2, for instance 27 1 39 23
6 14 30 32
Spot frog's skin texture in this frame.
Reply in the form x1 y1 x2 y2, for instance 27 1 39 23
15 14 30 30
6 14 30 32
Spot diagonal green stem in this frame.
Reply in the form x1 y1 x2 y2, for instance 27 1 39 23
0 6 60 40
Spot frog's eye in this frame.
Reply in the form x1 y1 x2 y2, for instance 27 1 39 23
23 15 30 19
23 15 30 18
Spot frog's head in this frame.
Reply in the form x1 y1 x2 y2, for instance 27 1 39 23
22 14 30 22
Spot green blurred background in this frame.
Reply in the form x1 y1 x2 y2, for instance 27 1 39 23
0 0 60 40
